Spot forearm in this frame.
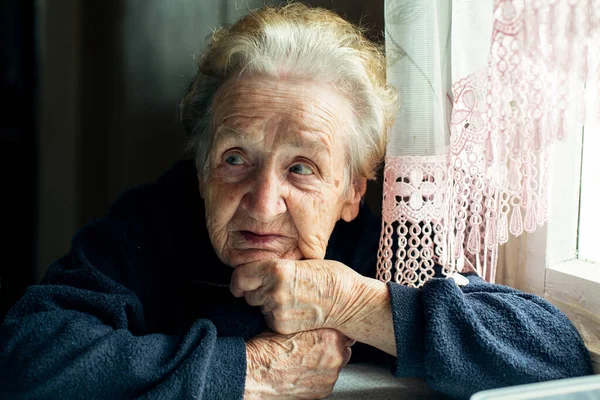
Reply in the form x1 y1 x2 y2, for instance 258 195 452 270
2 244 246 400
0 293 246 400
334 276 397 357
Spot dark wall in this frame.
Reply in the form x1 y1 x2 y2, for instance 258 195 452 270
4 1 383 317
0 0 37 320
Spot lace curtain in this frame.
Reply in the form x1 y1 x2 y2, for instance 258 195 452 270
377 0 600 288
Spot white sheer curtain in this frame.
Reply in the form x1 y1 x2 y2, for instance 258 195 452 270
378 0 600 288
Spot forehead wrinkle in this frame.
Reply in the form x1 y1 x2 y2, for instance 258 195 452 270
213 125 268 151
215 77 349 126
212 77 350 160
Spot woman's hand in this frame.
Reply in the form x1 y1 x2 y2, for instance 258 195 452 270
231 258 397 356
230 259 363 334
244 329 354 400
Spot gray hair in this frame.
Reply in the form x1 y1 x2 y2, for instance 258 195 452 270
180 3 399 186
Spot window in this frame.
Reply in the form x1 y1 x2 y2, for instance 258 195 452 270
578 93 600 264
505 58 600 374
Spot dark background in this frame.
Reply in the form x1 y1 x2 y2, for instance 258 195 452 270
0 0 383 321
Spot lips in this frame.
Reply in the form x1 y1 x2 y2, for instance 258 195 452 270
239 230 284 245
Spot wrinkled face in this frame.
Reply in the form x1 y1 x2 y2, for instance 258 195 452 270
200 76 365 267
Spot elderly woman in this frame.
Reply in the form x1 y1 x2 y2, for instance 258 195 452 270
0 3 593 400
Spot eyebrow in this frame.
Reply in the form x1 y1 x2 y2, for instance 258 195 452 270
214 125 332 155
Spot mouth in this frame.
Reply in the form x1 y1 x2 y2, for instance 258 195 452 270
239 230 284 245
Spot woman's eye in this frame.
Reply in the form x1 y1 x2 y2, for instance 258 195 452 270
225 154 244 165
290 164 313 175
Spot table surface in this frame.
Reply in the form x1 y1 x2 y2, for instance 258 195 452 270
329 363 448 399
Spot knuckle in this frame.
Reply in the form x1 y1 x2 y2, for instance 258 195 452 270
270 261 285 278
229 274 238 291
268 314 291 335
271 308 284 322
320 328 341 343
272 260 293 280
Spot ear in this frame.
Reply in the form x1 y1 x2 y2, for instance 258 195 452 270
340 177 367 222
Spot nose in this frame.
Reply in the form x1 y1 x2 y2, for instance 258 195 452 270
241 167 287 222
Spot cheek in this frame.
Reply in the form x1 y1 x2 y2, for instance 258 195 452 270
203 180 245 235
287 188 343 257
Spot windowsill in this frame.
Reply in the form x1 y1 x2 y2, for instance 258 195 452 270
548 259 600 284
545 259 600 374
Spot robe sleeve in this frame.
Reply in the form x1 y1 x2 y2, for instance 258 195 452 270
388 274 594 399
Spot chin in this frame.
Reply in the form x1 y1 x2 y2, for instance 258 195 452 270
227 249 302 267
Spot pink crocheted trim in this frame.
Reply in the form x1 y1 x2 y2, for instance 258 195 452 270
377 155 457 286
378 0 600 287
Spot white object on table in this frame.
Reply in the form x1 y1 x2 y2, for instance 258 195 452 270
470 374 600 400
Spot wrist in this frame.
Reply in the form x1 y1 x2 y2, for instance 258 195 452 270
335 277 397 356
334 276 388 332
